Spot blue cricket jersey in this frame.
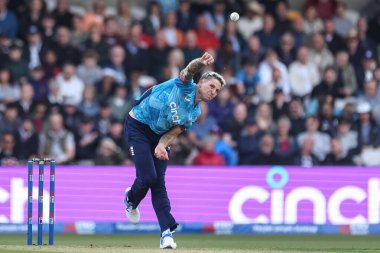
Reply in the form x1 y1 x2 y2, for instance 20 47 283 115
132 77 201 135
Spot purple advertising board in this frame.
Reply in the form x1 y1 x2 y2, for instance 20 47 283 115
0 166 379 225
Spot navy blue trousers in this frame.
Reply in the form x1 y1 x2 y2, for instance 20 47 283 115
124 115 177 232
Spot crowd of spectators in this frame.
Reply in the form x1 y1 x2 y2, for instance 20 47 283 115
1 0 380 166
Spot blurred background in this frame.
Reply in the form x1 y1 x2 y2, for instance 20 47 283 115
0 0 380 238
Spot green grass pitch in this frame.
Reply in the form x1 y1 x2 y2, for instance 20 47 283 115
0 234 379 253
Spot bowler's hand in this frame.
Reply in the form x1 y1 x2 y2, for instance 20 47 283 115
200 52 214 66
154 143 169 160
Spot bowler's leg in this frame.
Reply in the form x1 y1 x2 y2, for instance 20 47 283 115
151 157 178 232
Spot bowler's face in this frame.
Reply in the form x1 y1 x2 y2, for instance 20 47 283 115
199 78 222 102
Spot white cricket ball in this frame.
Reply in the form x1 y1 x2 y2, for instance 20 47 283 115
230 12 240 21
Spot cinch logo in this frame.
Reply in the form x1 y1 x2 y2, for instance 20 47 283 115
228 166 380 225
170 102 181 124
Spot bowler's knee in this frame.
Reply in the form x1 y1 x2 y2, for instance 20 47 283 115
141 174 158 187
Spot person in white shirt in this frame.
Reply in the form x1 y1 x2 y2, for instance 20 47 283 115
289 46 320 97
54 62 85 105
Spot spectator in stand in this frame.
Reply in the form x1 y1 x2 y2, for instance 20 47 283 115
0 0 18 39
70 14 87 48
0 103 20 136
346 29 364 73
357 16 377 53
61 97 83 133
235 59 260 96
182 30 202 66
288 97 305 136
107 119 129 154
308 32 334 76
254 14 279 50
116 0 134 37
52 0 73 29
176 0 196 32
304 0 337 21
297 116 331 161
222 102 248 142
53 26 81 66
323 138 354 165
95 100 113 137
42 49 60 80
95 137 125 165
311 66 341 105
209 126 237 166
28 66 49 100
18 0 46 41
76 50 103 86
290 16 307 50
148 31 170 80
47 80 62 108
255 102 277 133
78 85 99 118
6 40 29 82
161 11 185 48
14 117 39 161
204 0 227 37
15 83 35 118
220 20 245 55
276 32 297 67
274 1 291 35
356 50 377 91
289 46 320 98
358 80 380 111
81 26 110 66
31 101 48 134
39 112 75 164
105 45 127 86
0 68 20 105
192 135 225 166
293 134 320 166
333 1 355 38
0 132 19 165
215 41 240 73
251 134 281 165
257 50 289 95
188 102 218 149
103 16 124 47
124 22 149 75
41 13 56 47
237 1 263 41
208 87 235 128
334 50 358 97
108 85 131 121
303 6 324 36
82 0 106 32
318 101 338 137
274 116 298 164
194 14 220 51
323 18 345 55
241 35 264 65
142 0 161 37
54 62 85 105
257 67 288 103
353 101 380 153
271 87 289 120
74 116 100 162
336 117 358 158
24 25 48 70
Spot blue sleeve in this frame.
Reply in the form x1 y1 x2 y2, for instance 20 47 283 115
174 77 194 93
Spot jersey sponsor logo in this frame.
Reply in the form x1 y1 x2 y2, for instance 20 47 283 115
170 102 181 124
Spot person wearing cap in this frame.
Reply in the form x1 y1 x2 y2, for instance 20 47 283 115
6 40 29 82
25 25 47 69
353 101 380 152
356 49 377 90
237 1 263 40
123 52 225 248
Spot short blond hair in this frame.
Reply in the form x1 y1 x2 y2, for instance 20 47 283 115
200 71 226 88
